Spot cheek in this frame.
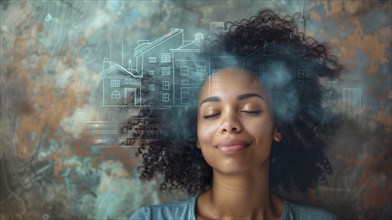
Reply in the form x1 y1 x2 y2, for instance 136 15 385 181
254 123 266 136
197 122 219 143
199 125 216 135
252 121 273 138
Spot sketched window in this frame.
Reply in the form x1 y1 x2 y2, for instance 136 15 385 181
148 70 155 75
161 53 171 62
196 66 206 75
148 57 157 63
162 67 170 75
264 46 275 56
297 80 304 87
181 79 189 86
306 69 314 79
297 69 305 78
180 66 189 75
162 93 169 102
111 79 120 87
162 81 170 90
111 90 121 99
148 84 155 91
181 87 189 103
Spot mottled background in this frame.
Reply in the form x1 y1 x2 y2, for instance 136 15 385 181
0 0 390 219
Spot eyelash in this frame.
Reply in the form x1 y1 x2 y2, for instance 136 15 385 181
240 110 261 114
203 111 261 119
203 113 220 119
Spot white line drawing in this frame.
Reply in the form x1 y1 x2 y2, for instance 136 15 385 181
102 28 208 108
343 88 362 122
170 33 207 106
98 20 360 125
99 62 142 107
320 80 340 110
133 28 184 107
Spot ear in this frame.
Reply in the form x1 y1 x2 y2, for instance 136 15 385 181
196 139 201 149
273 128 282 142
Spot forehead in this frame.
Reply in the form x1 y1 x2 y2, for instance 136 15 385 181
199 68 264 97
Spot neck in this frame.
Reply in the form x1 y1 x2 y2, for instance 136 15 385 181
197 167 283 220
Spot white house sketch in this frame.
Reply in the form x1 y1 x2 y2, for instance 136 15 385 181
133 28 184 107
98 23 362 122
170 34 207 106
99 63 142 107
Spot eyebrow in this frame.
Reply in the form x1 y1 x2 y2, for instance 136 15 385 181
199 93 264 106
238 93 265 101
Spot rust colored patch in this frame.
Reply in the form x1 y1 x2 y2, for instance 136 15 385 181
5 61 29 82
314 1 389 75
310 10 322 24
36 23 44 32
15 70 90 159
367 87 373 95
376 111 392 127
18 99 34 115
79 38 86 46
362 188 389 209
53 156 64 182
102 146 138 170
388 179 392 192
13 37 34 60
72 143 91 158
58 50 68 57
345 149 390 169
334 28 388 75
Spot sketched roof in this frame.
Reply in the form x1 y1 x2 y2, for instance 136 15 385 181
134 28 184 56
171 40 203 52
99 63 142 78
244 41 291 58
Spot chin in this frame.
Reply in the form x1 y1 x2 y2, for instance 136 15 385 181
214 161 251 175
211 159 269 177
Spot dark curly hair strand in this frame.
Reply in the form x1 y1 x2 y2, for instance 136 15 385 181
121 9 344 195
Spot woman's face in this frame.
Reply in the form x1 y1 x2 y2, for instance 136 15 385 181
197 68 281 175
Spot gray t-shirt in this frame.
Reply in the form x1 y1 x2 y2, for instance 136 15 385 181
130 195 338 220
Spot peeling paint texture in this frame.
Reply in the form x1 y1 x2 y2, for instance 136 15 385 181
0 1 390 219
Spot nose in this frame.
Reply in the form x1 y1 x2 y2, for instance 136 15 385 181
220 112 243 134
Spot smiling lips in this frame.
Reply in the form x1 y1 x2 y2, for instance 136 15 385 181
216 139 250 154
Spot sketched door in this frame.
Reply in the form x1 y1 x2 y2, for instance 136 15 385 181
124 88 136 106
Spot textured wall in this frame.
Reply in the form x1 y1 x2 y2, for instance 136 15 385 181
0 0 390 219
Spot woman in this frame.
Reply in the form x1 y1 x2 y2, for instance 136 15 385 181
127 9 343 220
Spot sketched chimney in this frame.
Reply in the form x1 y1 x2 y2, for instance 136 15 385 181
103 58 111 71
194 33 204 44
299 3 308 34
128 59 132 70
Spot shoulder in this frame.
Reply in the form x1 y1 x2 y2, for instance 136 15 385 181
282 200 338 220
129 196 196 220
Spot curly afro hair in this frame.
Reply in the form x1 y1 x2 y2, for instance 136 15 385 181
121 9 344 195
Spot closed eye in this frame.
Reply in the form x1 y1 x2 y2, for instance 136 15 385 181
240 110 261 114
203 113 220 119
